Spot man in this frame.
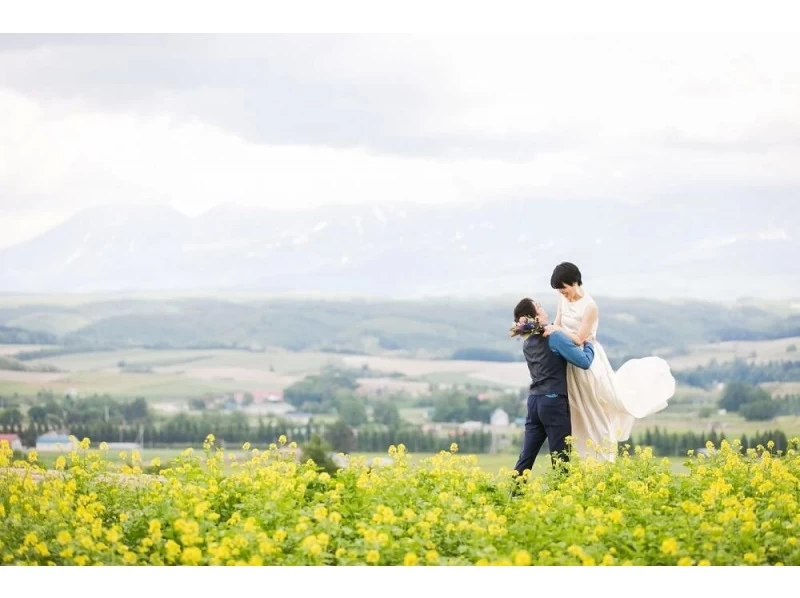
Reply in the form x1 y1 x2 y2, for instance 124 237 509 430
512 297 595 477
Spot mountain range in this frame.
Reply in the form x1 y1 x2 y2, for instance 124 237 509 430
1 196 798 299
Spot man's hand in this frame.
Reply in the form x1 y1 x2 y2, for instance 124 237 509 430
543 324 561 337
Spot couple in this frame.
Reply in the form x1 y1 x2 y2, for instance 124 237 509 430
512 262 675 474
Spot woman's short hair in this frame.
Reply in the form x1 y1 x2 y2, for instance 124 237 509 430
550 262 582 289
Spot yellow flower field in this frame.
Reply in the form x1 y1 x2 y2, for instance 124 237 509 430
1 436 798 566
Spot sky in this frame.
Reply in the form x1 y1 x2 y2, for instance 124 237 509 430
1 33 799 250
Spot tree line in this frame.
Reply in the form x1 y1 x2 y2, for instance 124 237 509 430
629 427 792 457
676 358 800 388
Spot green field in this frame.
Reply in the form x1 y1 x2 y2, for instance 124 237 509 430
2 338 799 438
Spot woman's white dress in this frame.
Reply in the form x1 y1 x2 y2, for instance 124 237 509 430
560 292 675 461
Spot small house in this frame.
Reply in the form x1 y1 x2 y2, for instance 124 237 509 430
35 431 77 452
490 408 510 427
0 433 23 451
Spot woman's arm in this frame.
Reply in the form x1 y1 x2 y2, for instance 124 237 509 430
545 303 598 345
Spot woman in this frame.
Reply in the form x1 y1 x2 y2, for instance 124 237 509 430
543 262 675 461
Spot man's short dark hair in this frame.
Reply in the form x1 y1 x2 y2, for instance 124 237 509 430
550 262 583 289
514 298 537 321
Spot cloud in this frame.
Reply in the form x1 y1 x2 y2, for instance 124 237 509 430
1 33 800 248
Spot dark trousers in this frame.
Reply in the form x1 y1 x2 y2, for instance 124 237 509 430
514 393 571 475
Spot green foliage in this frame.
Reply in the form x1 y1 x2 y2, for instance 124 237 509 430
431 391 493 423
698 407 714 419
336 395 367 427
0 407 24 431
0 356 60 373
719 382 772 412
301 434 339 475
324 420 356 453
189 398 207 411
451 348 519 362
283 370 359 412
3 296 800 360
631 427 790 456
372 401 402 427
677 359 800 388
0 325 58 345
740 400 781 421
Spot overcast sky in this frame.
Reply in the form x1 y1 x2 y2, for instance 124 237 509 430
1 33 799 249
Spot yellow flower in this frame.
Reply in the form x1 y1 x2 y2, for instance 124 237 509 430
242 442 251 451
698 560 711 566
403 553 419 566
567 545 584 557
514 551 532 566
660 538 678 556
426 550 439 563
450 443 458 453
313 506 328 521
278 435 288 445
122 552 137 565
743 553 758 564
55 456 66 470
57 531 72 545
181 546 203 565
164 540 181 561
677 557 693 566
366 550 380 564
602 554 614 566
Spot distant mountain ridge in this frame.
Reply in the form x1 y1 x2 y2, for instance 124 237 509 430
1 196 798 298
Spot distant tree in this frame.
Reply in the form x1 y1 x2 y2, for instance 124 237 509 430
0 407 23 432
451 348 518 362
302 434 339 475
740 400 780 421
718 382 771 412
698 407 714 419
189 398 207 411
284 373 358 411
336 395 367 428
787 344 797 353
373 401 402 428
123 397 149 423
324 420 357 453
242 393 254 407
27 406 49 431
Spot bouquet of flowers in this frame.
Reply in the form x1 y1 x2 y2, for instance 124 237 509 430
508 316 545 338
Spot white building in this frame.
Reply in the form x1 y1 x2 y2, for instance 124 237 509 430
490 408 510 427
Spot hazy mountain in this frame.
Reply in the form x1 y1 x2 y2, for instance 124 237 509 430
1 197 798 299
